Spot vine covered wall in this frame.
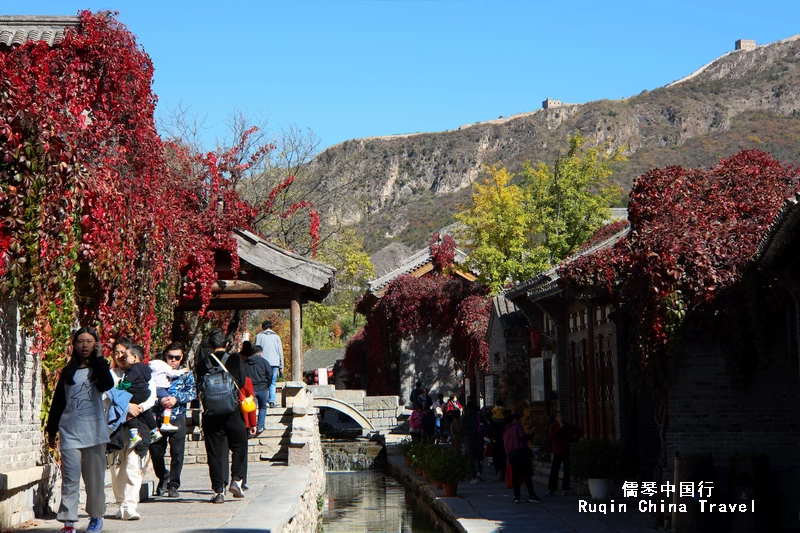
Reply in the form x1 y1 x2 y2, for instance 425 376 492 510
559 150 800 391
0 12 318 409
346 235 490 395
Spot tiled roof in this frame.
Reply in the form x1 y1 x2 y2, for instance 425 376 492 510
234 229 336 295
303 348 345 372
609 207 628 221
0 16 80 48
505 226 630 303
757 193 800 267
367 245 469 293
491 295 529 330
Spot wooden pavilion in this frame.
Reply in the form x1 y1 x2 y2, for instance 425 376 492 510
177 229 336 381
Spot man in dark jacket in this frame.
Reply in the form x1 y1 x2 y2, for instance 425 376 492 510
546 413 583 496
462 398 484 483
195 328 248 504
241 341 271 433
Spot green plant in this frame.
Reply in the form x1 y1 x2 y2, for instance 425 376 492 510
429 452 471 485
570 438 627 482
397 436 413 457
409 442 439 472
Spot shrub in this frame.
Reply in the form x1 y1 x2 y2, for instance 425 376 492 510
429 451 471 485
570 439 627 482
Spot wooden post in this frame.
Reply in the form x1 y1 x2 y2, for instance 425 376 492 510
291 291 302 382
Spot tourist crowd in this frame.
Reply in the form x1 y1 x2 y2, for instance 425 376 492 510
407 380 582 503
45 320 284 533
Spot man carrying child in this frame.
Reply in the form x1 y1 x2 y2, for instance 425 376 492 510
149 342 196 498
108 338 157 521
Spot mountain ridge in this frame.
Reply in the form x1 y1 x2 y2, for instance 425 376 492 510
307 34 800 252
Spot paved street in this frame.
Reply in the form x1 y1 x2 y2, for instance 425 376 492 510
20 461 308 533
388 454 660 533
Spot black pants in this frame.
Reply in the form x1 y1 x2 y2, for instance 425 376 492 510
466 439 483 478
548 452 571 491
509 453 536 500
150 415 187 489
202 411 248 494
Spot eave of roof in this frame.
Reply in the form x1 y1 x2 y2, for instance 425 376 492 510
0 16 80 48
757 193 800 268
367 246 469 293
506 226 630 304
234 229 336 294
491 295 529 330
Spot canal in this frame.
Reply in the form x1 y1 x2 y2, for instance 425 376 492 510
320 471 452 533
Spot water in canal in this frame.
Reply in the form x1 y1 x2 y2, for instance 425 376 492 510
320 471 450 533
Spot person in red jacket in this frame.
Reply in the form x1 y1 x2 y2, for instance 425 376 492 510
239 375 257 490
546 413 583 496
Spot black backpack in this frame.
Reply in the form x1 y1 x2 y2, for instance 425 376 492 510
199 353 239 416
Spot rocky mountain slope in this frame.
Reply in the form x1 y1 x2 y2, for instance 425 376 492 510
308 36 800 252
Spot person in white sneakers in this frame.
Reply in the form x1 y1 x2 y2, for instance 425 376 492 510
108 337 157 521
46 327 114 533
150 342 196 498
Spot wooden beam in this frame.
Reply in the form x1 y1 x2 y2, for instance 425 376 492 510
290 291 302 382
212 279 296 294
454 268 478 282
175 298 305 311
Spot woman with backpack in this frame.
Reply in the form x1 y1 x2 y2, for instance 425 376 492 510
195 328 248 504
46 327 114 533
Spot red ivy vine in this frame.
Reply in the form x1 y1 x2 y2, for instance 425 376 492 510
0 12 319 403
347 235 489 395
559 150 800 391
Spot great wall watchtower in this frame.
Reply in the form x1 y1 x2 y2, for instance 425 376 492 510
542 97 562 109
735 39 756 51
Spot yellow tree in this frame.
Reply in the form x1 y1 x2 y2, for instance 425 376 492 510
521 135 624 263
303 228 373 349
456 165 549 291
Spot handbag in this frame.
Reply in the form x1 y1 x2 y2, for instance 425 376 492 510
240 393 256 414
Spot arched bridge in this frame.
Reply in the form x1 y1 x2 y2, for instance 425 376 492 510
308 385 401 435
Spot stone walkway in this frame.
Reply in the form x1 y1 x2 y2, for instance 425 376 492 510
387 453 661 533
19 461 310 533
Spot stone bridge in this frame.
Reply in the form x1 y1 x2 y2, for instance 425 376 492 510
308 385 403 435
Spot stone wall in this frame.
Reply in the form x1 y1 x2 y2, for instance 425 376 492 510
0 298 53 529
666 317 800 529
399 330 461 406
281 383 325 533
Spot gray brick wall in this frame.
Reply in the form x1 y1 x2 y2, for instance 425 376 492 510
0 298 42 472
666 318 800 528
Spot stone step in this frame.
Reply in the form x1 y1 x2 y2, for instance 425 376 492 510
183 433 291 449
182 450 289 465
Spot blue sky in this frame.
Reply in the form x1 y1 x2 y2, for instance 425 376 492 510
8 1 800 150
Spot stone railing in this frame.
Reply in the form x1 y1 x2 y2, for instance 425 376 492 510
308 385 402 433
279 382 325 533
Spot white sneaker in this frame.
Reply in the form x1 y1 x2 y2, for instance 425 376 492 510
160 422 180 432
114 504 124 519
229 479 245 498
121 505 140 520
127 434 142 449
